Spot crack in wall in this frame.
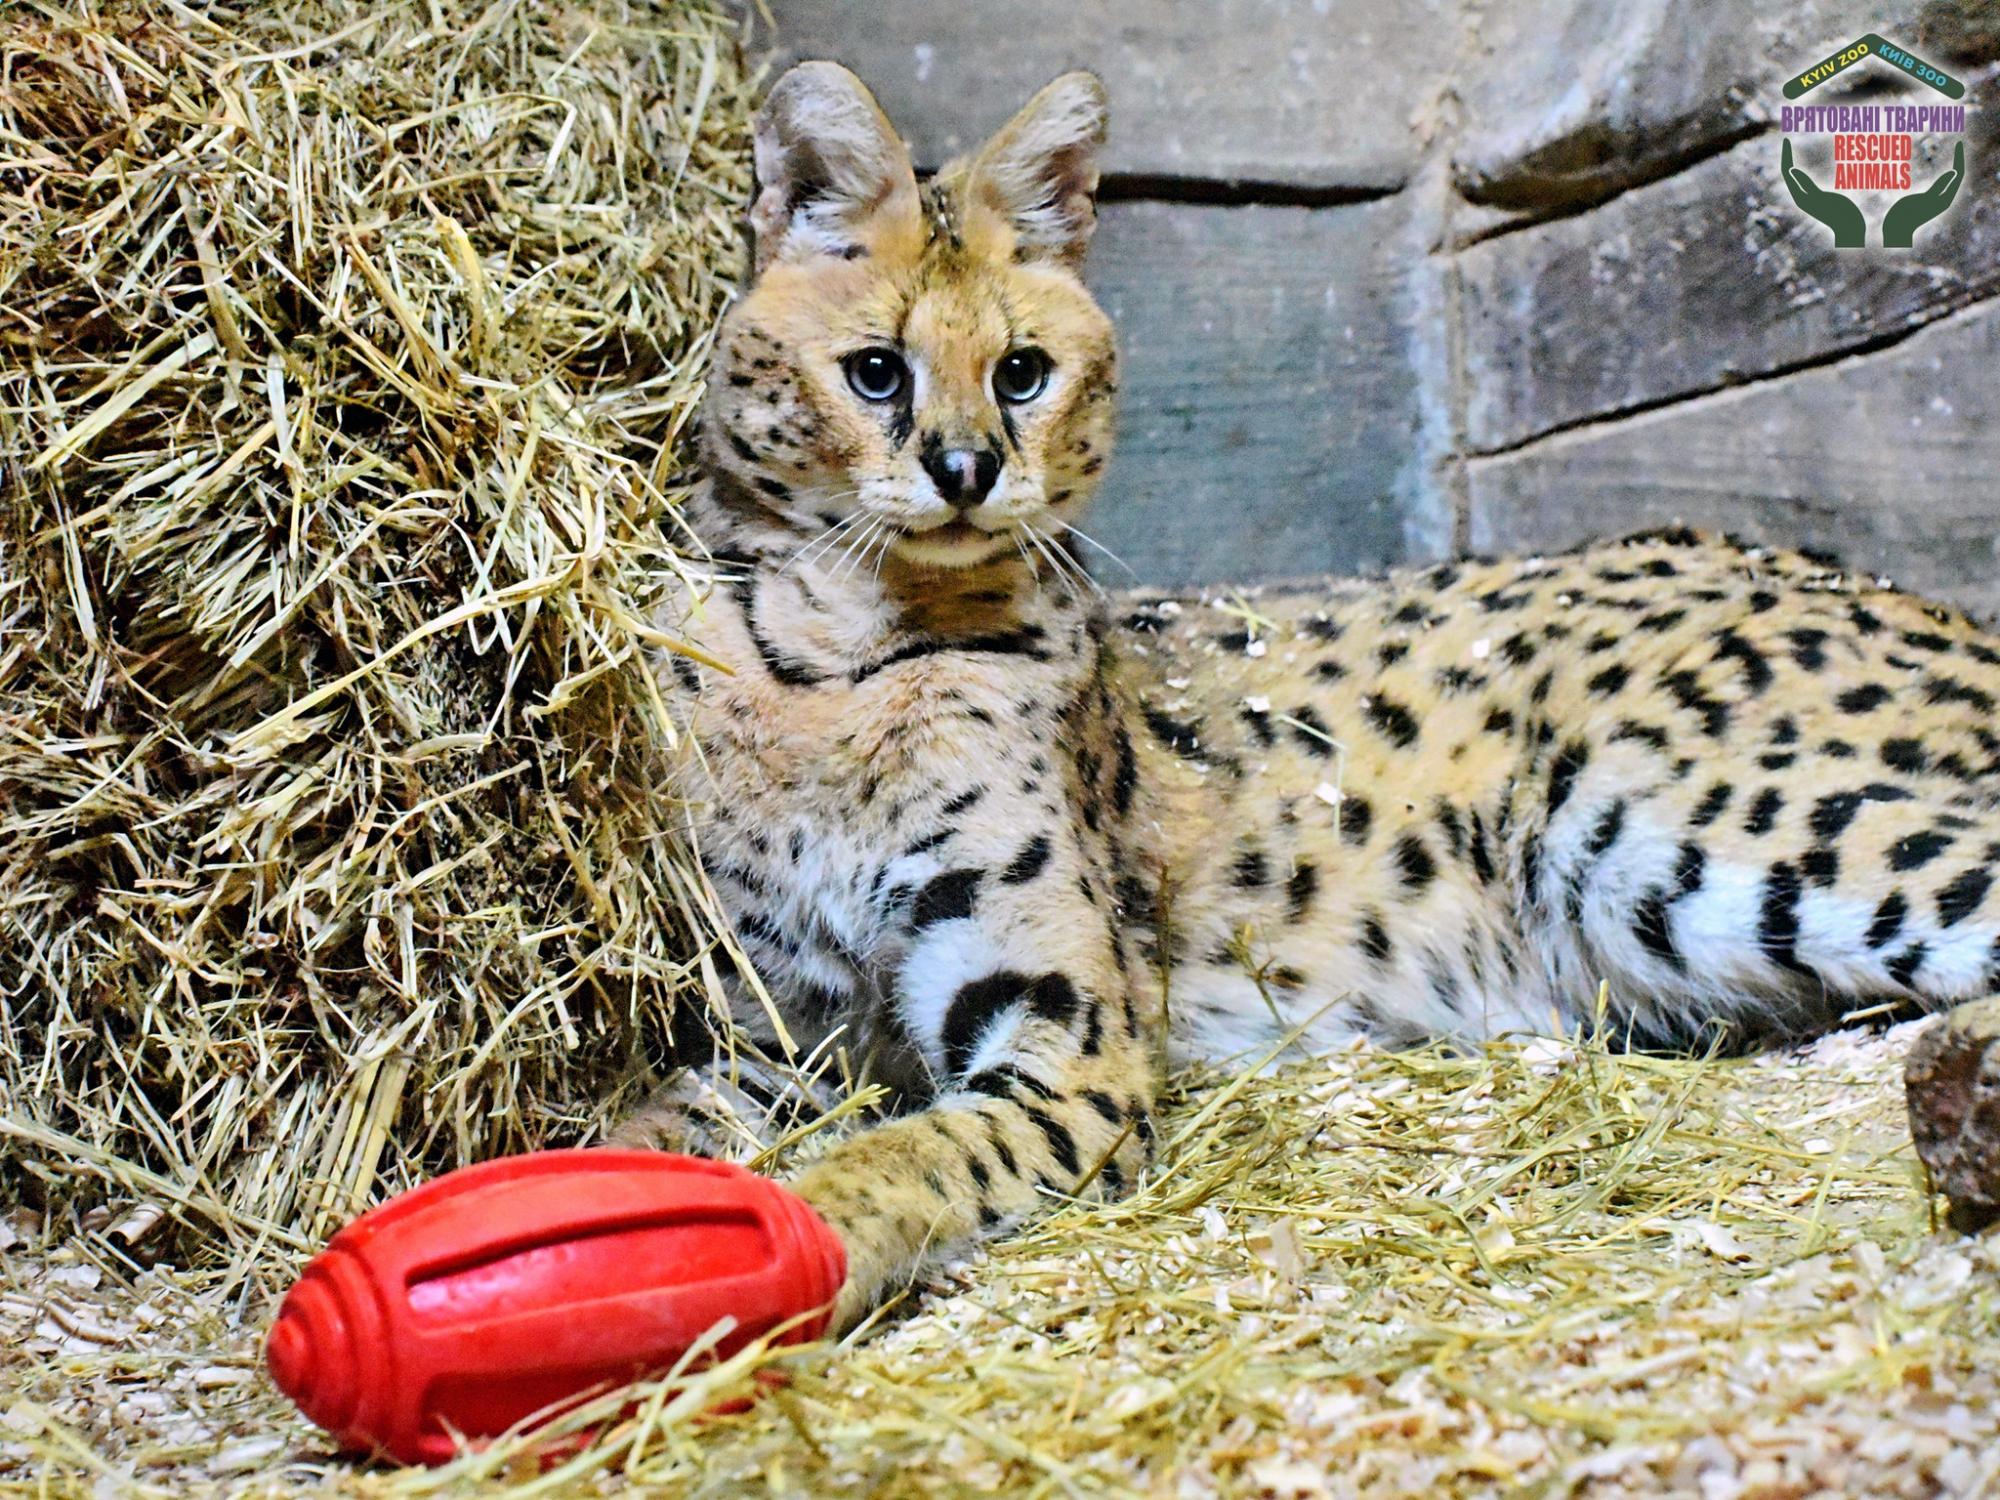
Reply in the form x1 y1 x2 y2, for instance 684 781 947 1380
1096 174 1403 209
1462 284 2000 465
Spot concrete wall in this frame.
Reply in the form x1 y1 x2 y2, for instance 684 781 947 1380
746 1 2000 613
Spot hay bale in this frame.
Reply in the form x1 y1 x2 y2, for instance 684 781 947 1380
0 0 753 1251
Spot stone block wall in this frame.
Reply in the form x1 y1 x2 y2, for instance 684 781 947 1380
746 2 2000 612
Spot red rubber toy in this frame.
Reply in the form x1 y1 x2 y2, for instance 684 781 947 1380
265 1150 846 1466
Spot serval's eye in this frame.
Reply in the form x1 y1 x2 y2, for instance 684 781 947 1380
993 347 1051 405
843 348 907 402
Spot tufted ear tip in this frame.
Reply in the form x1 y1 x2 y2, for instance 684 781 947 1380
968 71 1111 267
751 63 918 269
757 60 874 124
1036 70 1110 138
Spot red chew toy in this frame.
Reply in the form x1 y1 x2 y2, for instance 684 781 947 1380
265 1150 846 1466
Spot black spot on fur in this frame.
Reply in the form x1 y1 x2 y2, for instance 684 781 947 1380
1889 831 1954 872
1364 696 1420 748
1232 848 1270 888
1611 720 1670 750
1920 676 2000 716
1787 629 1829 670
1937 867 1993 928
1467 812 1496 884
1393 834 1436 893
1340 794 1373 846
1143 706 1203 757
1887 944 1928 990
1744 788 1784 836
852 625 1050 682
1026 973 1080 1026
729 575 827 687
941 973 1026 1074
1866 892 1907 949
1358 912 1393 964
1632 843 1706 973
1002 835 1052 885
1112 729 1139 815
1286 862 1319 921
1690 783 1733 827
1809 792 1864 842
1660 669 1731 736
1587 663 1631 697
913 869 982 930
1837 683 1892 714
1881 738 1928 774
1758 862 1811 976
1023 1108 1080 1176
1435 801 1467 859
1547 740 1590 816
1288 705 1336 757
1584 799 1626 858
1711 629 1773 694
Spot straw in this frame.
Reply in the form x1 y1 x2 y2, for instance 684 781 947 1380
5 1023 1996 1495
0 0 754 1249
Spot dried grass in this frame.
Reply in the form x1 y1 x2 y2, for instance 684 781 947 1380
5 1023 1996 1496
0 0 754 1252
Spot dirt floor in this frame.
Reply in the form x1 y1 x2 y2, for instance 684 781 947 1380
4 1020 1998 1498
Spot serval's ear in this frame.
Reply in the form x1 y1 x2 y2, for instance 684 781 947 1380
964 71 1108 267
750 62 921 271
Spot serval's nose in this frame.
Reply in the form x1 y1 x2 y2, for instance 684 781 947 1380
921 439 1002 510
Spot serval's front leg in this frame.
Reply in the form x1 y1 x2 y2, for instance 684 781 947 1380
789 809 1158 1330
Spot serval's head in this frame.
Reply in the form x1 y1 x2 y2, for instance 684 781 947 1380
707 63 1116 571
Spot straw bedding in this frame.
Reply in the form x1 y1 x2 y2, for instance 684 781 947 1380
0 0 751 1248
6 1023 1998 1495
4 4 1999 1496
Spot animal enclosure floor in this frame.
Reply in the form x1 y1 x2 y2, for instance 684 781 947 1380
3 1022 1997 1498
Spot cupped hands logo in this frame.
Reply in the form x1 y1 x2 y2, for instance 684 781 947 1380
1782 138 1963 247
1778 34 1970 250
